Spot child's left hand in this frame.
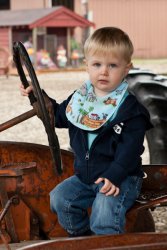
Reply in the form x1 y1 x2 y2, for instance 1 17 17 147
95 177 120 196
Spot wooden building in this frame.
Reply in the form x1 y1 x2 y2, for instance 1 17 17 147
74 0 167 59
0 0 167 59
0 4 94 67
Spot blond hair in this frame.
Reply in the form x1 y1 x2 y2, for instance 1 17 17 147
84 27 134 63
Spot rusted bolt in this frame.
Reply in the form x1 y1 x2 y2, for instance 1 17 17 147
11 195 20 206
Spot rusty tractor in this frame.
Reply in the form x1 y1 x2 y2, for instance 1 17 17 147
0 42 167 250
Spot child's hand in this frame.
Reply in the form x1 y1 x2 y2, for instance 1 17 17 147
95 177 120 196
20 83 33 96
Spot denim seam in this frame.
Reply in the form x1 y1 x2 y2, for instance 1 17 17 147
114 176 142 232
114 187 131 233
63 190 90 234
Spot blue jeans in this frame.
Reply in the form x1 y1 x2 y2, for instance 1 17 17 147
50 175 142 235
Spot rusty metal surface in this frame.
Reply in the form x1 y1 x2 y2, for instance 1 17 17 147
0 141 167 246
141 165 167 191
126 164 167 233
0 181 19 244
0 141 74 243
16 233 167 250
0 195 20 250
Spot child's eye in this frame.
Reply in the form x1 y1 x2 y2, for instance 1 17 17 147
109 64 117 68
93 63 101 67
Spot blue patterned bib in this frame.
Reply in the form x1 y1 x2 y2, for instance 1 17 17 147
66 80 128 131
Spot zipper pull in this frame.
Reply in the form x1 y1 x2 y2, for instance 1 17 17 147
85 151 89 160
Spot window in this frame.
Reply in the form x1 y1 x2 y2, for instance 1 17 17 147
52 0 74 10
0 0 10 10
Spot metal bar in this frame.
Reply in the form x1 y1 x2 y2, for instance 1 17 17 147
0 169 23 177
0 196 19 223
0 229 11 250
0 109 36 132
0 181 19 243
0 196 19 250
0 199 13 222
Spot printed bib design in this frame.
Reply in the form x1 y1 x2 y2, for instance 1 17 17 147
66 80 128 131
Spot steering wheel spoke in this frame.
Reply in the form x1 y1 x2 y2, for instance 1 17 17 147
13 41 62 175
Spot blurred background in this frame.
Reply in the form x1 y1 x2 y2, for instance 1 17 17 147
0 0 167 71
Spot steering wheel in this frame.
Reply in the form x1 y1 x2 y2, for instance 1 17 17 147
13 41 62 175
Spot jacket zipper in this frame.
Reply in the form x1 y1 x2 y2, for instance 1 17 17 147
80 131 90 181
85 151 89 160
83 121 121 181
85 150 89 181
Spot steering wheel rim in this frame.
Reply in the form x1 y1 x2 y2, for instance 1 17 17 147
13 41 62 175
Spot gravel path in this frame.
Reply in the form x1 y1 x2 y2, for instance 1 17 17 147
0 68 166 249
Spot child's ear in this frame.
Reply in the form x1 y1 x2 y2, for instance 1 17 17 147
125 62 133 75
128 62 133 70
127 62 133 70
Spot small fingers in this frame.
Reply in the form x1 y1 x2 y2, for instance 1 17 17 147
94 177 104 184
113 187 120 196
95 178 120 197
106 186 120 196
25 85 33 94
99 179 111 193
20 84 33 96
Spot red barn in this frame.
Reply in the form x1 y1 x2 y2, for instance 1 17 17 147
0 6 94 67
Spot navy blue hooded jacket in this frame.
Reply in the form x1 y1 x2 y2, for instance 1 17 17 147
50 93 153 187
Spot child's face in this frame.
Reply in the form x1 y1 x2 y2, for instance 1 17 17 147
86 52 132 96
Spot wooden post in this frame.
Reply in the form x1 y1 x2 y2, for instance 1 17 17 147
32 27 37 69
67 28 71 65
8 27 12 54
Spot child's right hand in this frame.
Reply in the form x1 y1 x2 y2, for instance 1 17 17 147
20 83 33 97
95 177 120 196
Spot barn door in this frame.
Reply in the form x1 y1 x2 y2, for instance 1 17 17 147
44 35 57 62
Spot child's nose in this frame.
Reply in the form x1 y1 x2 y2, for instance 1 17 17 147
100 66 109 75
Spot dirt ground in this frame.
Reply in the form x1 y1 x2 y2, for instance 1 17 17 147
0 67 166 249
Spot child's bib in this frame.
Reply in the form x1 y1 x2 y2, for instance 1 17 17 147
66 80 128 131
